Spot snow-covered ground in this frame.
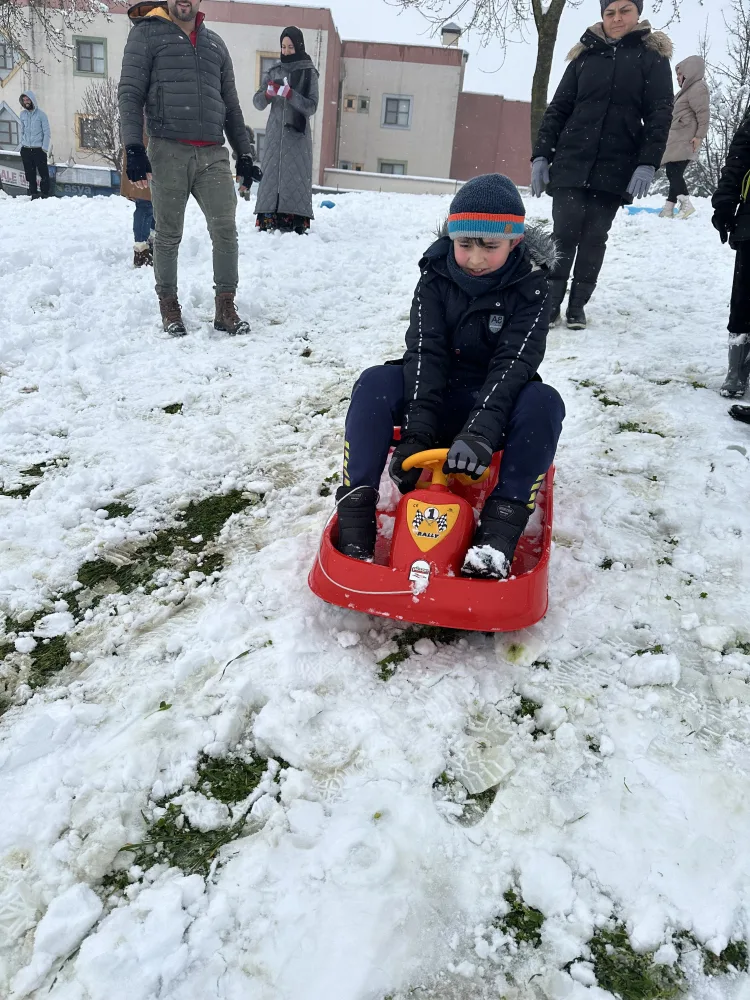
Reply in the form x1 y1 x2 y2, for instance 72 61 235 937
1 188 749 1000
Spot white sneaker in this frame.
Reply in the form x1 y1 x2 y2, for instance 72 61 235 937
676 196 695 220
658 201 676 218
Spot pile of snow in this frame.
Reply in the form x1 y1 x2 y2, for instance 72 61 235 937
0 191 749 999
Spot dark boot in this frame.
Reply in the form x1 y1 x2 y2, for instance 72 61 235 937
133 243 152 268
334 486 378 561
548 278 567 327
729 404 750 423
158 294 187 337
214 292 250 336
462 496 531 580
566 281 596 330
720 341 750 398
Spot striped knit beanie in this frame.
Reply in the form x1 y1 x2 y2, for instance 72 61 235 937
447 173 525 241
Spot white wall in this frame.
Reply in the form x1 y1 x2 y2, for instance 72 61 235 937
0 12 327 174
323 167 463 195
337 55 462 178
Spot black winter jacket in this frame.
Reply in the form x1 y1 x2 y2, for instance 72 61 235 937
118 2 252 156
402 227 558 450
713 111 750 244
533 22 674 198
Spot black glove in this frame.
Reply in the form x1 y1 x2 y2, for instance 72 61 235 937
443 433 494 480
236 155 261 189
125 143 152 183
712 207 737 245
389 434 433 494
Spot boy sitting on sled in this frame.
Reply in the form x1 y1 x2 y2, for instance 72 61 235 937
334 173 566 579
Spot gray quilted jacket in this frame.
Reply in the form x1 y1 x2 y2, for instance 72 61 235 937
118 3 252 156
253 57 319 218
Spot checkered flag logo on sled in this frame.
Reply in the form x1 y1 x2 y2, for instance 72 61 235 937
412 507 449 533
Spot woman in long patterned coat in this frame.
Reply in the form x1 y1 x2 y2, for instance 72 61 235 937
253 26 319 234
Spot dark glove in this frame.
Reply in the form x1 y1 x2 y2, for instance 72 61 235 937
443 434 494 480
626 164 656 200
530 157 550 198
389 434 434 494
236 155 260 190
125 143 152 183
712 208 737 245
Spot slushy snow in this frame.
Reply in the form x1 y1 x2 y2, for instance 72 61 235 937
1 189 749 999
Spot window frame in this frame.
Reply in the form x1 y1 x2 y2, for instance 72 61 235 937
73 36 107 77
76 112 103 151
0 116 19 149
381 94 413 130
256 51 278 90
0 39 12 71
358 96 370 114
343 94 357 112
378 160 408 176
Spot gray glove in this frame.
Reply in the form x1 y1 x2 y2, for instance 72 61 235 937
443 434 494 480
626 164 656 200
531 157 550 198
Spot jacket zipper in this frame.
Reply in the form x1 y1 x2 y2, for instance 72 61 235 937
194 24 203 137
277 70 285 205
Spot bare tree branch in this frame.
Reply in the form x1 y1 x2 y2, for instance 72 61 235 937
79 76 121 169
1 0 121 69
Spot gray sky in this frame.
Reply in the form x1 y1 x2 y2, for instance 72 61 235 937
264 0 731 101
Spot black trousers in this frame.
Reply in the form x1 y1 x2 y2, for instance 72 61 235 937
729 242 750 334
20 146 50 197
665 160 690 202
550 188 621 286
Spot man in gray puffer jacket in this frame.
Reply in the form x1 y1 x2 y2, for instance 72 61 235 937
119 0 259 336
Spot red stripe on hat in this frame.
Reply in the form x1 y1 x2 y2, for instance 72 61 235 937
448 212 526 222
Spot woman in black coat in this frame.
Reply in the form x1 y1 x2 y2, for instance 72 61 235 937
531 0 674 329
712 110 750 407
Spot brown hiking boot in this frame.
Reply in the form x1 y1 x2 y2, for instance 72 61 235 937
158 294 187 337
214 292 250 336
133 243 152 268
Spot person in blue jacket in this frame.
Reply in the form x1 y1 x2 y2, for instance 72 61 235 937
18 91 51 200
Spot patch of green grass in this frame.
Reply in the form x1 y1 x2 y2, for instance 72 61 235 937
586 735 601 753
635 645 664 657
601 557 614 570
376 625 459 681
318 472 340 497
494 889 545 947
77 490 257 597
162 402 183 414
0 462 48 499
704 940 749 974
589 924 683 1000
28 635 70 688
515 695 542 719
690 380 707 390
103 502 135 519
196 753 276 804
617 422 666 438
734 640 750 656
657 556 672 566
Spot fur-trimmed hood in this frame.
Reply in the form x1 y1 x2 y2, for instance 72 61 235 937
567 21 673 61
432 222 558 273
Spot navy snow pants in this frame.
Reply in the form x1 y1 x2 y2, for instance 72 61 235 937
343 364 565 506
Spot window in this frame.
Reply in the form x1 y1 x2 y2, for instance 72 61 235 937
382 95 412 129
339 161 363 171
379 161 407 175
0 40 12 70
0 116 19 148
77 114 103 150
75 38 106 76
358 96 370 114
344 95 356 112
255 129 266 163
257 52 278 89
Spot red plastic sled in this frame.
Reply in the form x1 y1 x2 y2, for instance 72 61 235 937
308 447 554 633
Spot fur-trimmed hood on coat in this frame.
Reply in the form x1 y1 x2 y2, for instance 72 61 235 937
567 21 673 61
433 223 559 274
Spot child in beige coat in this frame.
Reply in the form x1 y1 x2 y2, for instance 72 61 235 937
659 55 710 219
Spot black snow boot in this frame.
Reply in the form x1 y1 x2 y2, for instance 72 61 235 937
720 341 750 398
729 404 750 424
566 281 596 330
335 486 378 561
548 278 567 327
462 496 531 580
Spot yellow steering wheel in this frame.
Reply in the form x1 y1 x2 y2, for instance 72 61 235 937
401 449 491 487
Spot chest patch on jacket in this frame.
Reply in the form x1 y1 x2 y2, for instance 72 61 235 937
489 314 505 334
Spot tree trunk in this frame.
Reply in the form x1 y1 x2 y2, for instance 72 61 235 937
530 0 569 150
